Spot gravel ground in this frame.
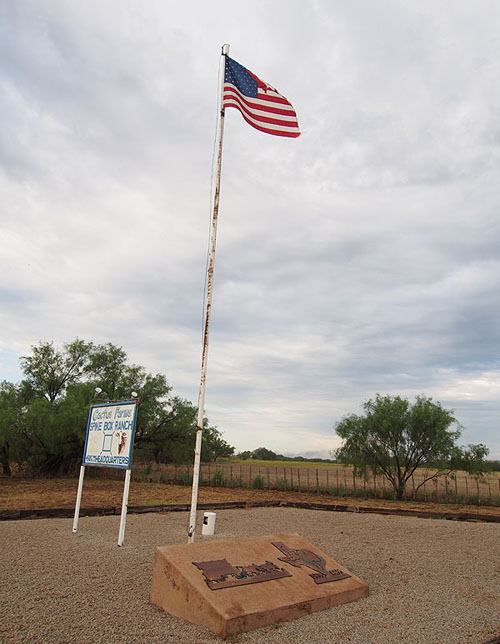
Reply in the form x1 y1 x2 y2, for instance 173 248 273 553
1 508 499 644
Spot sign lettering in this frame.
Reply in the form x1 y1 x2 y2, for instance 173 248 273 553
82 401 137 469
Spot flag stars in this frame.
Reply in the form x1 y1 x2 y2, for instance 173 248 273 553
222 55 300 138
225 57 258 98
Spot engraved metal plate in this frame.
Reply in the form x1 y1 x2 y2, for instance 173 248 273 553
272 541 351 585
192 557 292 590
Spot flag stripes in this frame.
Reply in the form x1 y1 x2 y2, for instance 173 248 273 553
223 56 300 138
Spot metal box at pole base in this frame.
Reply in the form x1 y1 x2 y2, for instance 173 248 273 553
202 512 216 535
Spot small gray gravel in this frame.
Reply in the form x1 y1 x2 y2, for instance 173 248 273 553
1 508 499 644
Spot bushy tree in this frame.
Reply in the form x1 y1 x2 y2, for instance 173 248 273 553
201 425 235 462
20 339 92 402
0 339 233 474
0 382 24 475
335 394 490 500
251 447 278 460
86 342 128 400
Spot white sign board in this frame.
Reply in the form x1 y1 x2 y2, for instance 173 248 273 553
83 401 138 469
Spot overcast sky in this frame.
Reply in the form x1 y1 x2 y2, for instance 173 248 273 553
1 0 499 459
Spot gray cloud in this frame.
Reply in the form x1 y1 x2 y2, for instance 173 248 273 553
1 0 499 459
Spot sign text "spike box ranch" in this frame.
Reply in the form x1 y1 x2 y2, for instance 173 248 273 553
82 401 137 469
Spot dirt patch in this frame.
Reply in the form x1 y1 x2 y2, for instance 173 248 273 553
1 476 499 517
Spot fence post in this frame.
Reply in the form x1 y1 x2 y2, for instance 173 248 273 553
307 468 310 491
336 468 339 492
316 469 319 494
297 468 301 492
267 466 270 489
465 476 469 503
435 478 439 502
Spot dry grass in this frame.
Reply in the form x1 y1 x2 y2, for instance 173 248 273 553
138 461 500 505
1 475 499 517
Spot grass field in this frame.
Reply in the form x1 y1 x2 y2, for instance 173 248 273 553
221 459 341 468
1 476 499 518
123 460 500 506
2 461 498 512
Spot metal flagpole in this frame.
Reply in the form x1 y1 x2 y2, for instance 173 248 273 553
188 44 229 543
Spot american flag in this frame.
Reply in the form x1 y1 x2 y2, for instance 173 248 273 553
223 56 300 138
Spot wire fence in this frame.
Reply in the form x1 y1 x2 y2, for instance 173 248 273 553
131 462 500 507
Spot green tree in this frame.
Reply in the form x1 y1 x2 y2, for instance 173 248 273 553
0 380 44 475
134 394 195 464
20 339 93 402
201 425 235 462
334 394 490 500
86 342 128 400
450 442 491 479
251 447 278 460
0 381 25 475
2 339 234 474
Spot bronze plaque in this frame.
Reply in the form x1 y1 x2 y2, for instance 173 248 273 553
272 541 351 585
193 557 292 590
153 534 369 637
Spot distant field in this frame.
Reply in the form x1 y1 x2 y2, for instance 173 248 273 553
223 459 340 468
134 461 500 506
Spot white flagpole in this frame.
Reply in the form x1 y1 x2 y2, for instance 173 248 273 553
188 44 229 543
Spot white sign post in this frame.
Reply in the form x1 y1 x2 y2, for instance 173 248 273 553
73 400 138 546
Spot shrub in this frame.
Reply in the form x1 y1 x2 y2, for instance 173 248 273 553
252 475 265 489
178 470 193 486
211 470 226 486
328 485 346 497
231 476 246 488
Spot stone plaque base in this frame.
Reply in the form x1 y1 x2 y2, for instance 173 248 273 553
150 533 368 638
